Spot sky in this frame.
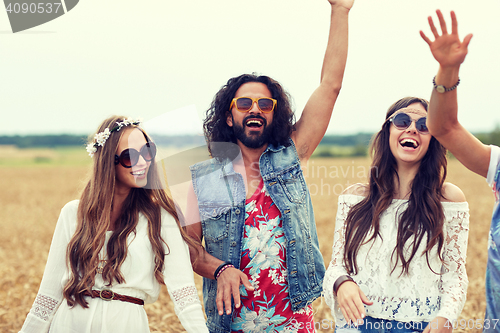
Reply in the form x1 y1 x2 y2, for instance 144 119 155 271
1 0 499 137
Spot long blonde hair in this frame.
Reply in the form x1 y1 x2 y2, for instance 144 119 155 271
63 115 196 307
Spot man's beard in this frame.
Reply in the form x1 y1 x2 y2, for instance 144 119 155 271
232 115 272 149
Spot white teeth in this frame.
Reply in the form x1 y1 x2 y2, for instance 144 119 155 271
246 120 262 126
400 138 419 148
132 170 146 175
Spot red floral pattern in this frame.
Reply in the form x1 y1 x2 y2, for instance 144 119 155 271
231 179 315 333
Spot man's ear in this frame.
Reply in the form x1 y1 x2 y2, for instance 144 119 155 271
226 112 233 127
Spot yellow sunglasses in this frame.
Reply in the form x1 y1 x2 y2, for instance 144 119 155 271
230 97 277 113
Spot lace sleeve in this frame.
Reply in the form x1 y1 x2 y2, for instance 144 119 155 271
19 201 77 333
323 195 360 314
437 204 470 322
170 285 201 313
162 212 208 333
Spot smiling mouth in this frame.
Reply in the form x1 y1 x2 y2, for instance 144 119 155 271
132 169 146 176
245 118 264 128
400 138 419 149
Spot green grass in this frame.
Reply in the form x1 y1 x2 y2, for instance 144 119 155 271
312 144 367 158
0 146 91 167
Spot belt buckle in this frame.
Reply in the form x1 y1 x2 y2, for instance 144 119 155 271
99 289 115 301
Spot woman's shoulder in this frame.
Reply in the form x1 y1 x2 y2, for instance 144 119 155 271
56 200 80 232
341 183 369 197
60 200 80 215
441 182 467 203
160 208 180 228
337 183 368 206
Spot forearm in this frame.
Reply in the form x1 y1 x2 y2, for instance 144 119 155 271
185 216 225 280
437 209 469 321
292 2 351 159
428 67 490 176
323 259 349 307
190 245 225 280
428 65 461 138
324 197 352 307
320 4 350 94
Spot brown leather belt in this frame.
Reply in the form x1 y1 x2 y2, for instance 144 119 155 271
82 289 144 306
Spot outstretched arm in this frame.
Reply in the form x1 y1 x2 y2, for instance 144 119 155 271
421 10 490 178
292 0 353 161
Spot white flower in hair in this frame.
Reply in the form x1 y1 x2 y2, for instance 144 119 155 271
86 117 142 158
86 143 98 157
94 128 111 147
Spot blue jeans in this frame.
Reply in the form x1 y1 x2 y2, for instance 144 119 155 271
335 316 429 333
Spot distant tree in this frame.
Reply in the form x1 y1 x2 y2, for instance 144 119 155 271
352 144 367 157
475 124 500 147
319 133 372 147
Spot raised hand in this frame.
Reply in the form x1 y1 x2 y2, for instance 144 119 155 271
420 10 473 69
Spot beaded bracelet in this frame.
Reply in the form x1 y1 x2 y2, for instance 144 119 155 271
214 262 234 280
216 264 234 280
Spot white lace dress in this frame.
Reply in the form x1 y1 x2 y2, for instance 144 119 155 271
324 194 469 326
19 200 208 333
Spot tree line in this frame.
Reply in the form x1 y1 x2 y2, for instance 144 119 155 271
1 129 499 151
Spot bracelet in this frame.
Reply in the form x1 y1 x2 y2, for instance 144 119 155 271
216 264 234 280
333 275 355 295
214 262 233 280
433 75 460 93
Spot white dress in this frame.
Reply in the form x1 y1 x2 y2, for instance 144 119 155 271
323 194 469 327
19 200 208 333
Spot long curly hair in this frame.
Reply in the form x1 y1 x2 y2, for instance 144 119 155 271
203 73 295 155
343 97 447 276
63 115 197 307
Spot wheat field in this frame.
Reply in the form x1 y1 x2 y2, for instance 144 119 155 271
0 155 493 332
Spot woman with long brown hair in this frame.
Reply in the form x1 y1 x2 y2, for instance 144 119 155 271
324 98 469 333
19 116 208 333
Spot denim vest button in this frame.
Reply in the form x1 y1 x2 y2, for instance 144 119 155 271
231 241 237 247
235 209 241 214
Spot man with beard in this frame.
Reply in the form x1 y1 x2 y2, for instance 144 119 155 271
186 1 354 332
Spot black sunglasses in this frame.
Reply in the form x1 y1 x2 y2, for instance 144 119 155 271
115 142 157 168
388 113 429 134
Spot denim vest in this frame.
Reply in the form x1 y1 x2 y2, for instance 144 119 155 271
190 139 325 333
484 167 500 332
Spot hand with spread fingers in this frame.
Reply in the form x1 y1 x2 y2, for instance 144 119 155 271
216 267 254 316
420 10 473 69
336 281 373 326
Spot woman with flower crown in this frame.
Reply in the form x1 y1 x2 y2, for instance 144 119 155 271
19 116 208 333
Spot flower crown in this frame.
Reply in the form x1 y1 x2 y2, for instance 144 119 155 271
86 117 143 157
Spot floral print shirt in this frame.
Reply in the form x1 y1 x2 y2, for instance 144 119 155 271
231 179 315 333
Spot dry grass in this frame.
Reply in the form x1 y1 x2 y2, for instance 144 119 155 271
0 157 492 332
